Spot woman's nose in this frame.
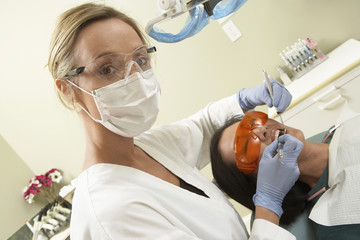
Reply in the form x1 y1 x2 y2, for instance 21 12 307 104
125 61 142 78
252 126 267 141
128 64 138 76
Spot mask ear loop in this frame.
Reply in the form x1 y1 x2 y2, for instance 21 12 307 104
66 79 105 123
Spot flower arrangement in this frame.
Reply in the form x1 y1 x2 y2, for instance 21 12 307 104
23 168 62 204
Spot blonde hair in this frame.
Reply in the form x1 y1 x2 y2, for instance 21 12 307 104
48 3 149 109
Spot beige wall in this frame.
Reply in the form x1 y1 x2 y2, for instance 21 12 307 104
1 0 360 236
0 135 47 239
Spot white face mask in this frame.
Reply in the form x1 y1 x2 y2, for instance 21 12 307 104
68 68 161 137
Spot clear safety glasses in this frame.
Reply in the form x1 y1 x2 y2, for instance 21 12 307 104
65 45 156 82
234 111 268 175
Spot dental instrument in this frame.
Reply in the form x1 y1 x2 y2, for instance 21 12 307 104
294 44 309 64
280 53 297 73
262 69 286 162
291 48 306 68
295 42 310 63
53 204 71 215
42 215 60 226
283 49 301 71
280 38 327 79
302 39 318 59
47 209 67 222
25 220 34 233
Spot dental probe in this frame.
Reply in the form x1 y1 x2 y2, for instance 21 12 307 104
262 69 286 162
262 69 285 127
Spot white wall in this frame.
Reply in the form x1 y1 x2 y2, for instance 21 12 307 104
1 0 360 237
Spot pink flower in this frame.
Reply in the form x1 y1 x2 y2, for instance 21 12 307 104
35 175 46 182
28 184 41 195
23 168 62 204
36 175 52 187
23 189 30 198
46 168 58 175
28 177 36 184
43 176 53 187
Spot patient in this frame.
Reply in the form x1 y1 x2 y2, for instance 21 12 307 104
210 110 360 239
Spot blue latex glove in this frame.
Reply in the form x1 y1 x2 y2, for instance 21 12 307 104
253 134 303 217
237 78 292 113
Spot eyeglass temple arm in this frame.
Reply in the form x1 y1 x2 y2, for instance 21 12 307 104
65 66 85 77
147 46 156 53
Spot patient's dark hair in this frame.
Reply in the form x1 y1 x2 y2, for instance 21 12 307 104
210 116 310 225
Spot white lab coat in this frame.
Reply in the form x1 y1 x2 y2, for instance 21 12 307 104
70 95 295 239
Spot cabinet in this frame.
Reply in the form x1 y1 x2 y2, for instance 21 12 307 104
269 39 360 138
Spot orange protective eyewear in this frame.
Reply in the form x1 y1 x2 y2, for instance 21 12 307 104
234 111 268 175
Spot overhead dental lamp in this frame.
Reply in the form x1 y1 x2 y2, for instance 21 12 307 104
145 0 247 43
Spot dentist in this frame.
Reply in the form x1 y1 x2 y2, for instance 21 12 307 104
48 3 298 239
